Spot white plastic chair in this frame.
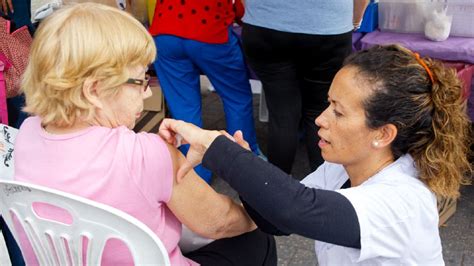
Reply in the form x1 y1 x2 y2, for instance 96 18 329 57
0 180 170 265
0 124 17 181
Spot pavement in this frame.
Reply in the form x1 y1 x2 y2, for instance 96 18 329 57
202 91 474 266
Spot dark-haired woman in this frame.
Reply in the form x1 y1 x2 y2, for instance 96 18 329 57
159 44 472 265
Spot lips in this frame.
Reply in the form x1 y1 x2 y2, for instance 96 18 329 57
318 133 331 144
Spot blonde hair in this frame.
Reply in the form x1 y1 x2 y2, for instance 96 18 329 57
22 2 156 127
345 44 472 199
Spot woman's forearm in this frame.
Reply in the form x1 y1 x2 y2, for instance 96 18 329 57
213 194 257 239
166 142 255 240
353 0 370 28
203 136 361 248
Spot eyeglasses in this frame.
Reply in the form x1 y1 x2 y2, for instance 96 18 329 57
125 74 150 92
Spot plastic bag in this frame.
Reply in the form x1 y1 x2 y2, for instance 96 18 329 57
425 8 453 41
0 17 32 98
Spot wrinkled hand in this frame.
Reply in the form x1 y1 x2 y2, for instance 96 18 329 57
0 0 13 14
159 119 222 182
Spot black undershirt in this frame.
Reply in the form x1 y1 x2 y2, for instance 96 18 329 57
203 136 361 249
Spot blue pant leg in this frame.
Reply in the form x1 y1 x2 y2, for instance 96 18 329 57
153 35 212 183
187 30 259 154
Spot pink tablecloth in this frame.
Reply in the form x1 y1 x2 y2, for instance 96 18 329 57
360 30 474 64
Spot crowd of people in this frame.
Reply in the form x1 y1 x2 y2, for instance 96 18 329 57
1 0 472 265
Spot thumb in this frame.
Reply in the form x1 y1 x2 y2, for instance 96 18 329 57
176 162 193 183
233 130 250 151
233 130 244 141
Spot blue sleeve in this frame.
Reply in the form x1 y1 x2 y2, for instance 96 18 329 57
203 136 361 249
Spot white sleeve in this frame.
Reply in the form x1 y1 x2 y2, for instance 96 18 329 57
336 184 418 262
301 162 348 190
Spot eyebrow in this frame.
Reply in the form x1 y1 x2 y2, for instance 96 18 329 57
329 97 346 112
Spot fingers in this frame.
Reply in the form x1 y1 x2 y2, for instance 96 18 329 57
175 134 183 147
7 0 12 12
0 0 13 13
217 130 251 150
233 130 243 141
160 119 196 142
233 130 251 151
159 118 179 145
1 0 7 13
160 119 215 150
176 161 193 183
219 130 235 142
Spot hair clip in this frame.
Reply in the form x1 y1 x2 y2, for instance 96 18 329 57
413 53 435 84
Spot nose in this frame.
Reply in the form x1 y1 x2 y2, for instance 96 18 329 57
143 85 153 99
315 109 328 128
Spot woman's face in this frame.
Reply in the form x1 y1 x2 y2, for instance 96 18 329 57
99 66 152 129
315 67 378 167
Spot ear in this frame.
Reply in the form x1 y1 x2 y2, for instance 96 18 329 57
82 78 104 109
372 124 397 149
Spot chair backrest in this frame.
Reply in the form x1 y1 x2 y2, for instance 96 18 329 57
0 124 17 180
0 180 170 265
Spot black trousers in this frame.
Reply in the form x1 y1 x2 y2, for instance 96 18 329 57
185 229 277 266
242 24 352 173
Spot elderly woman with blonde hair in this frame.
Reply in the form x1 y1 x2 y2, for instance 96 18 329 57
14 3 276 265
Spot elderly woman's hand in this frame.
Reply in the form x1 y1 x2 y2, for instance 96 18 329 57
159 119 222 182
0 0 13 13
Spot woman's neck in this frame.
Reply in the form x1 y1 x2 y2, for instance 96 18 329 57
345 153 395 187
43 120 94 135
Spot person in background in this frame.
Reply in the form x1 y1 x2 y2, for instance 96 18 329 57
159 44 472 265
14 3 276 265
0 0 34 33
0 0 32 129
149 0 260 183
1 1 32 265
241 0 369 174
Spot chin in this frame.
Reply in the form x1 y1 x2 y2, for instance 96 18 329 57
321 153 337 164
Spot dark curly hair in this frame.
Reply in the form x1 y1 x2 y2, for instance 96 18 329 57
344 44 472 199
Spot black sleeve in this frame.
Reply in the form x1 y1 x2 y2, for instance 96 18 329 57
240 197 290 236
203 136 361 249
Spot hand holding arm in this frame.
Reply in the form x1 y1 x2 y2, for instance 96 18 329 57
0 0 13 14
159 119 250 181
165 142 256 239
159 119 221 182
203 136 361 248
